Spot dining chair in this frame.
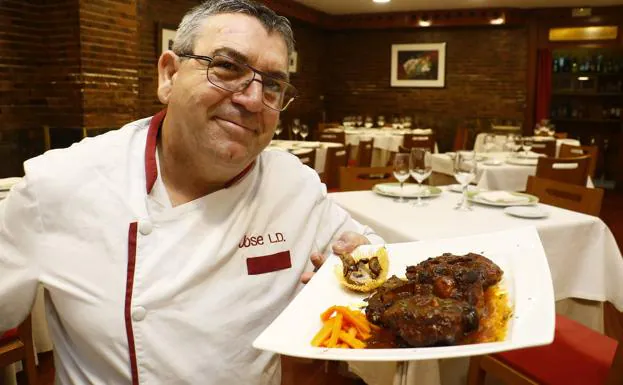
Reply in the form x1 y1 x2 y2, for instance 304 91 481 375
318 131 346 145
293 149 316 169
467 314 623 385
339 166 396 192
403 134 436 153
356 138 373 167
453 126 469 151
321 146 348 190
317 122 340 133
559 143 599 179
526 176 604 216
554 132 568 139
0 315 38 385
530 140 556 157
535 156 590 186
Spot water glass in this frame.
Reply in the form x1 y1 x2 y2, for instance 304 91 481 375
409 148 432 207
453 151 477 211
300 124 309 141
393 153 410 203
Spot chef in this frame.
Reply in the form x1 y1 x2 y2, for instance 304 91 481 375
0 1 383 384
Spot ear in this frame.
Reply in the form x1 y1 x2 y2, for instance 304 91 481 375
157 50 180 105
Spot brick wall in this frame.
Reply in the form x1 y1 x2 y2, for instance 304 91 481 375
79 0 139 129
323 26 528 150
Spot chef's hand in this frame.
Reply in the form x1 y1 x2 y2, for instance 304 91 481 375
300 232 370 284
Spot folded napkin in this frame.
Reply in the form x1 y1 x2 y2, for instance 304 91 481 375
478 191 530 203
0 177 22 191
519 151 545 159
378 184 426 195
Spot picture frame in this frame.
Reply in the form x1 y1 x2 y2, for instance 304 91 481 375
390 43 446 88
156 23 178 57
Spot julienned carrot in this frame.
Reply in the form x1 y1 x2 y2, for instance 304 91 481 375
327 313 343 348
339 331 366 349
311 318 335 347
334 306 371 334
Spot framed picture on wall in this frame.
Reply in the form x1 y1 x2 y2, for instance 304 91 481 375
157 24 178 57
390 43 446 88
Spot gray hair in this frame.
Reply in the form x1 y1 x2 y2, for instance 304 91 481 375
172 0 295 56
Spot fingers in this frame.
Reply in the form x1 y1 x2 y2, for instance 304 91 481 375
310 252 326 270
332 231 370 255
300 271 314 284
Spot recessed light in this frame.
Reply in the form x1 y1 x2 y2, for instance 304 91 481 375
373 0 390 3
490 15 505 25
419 20 432 27
578 76 590 81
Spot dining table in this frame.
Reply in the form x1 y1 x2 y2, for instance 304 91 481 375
266 139 344 174
430 151 593 192
324 127 438 166
473 133 580 157
328 187 623 385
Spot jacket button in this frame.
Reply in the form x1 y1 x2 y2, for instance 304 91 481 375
132 306 147 322
138 220 153 236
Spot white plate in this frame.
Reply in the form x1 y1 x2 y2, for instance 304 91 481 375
469 191 539 207
253 227 555 361
505 157 538 166
448 184 479 193
504 206 549 219
373 183 442 199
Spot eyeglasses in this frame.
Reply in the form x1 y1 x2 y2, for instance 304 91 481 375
178 53 298 112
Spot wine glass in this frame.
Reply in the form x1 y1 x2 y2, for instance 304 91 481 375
483 134 496 153
502 134 515 152
300 124 309 141
409 148 432 207
521 137 533 157
291 118 301 141
364 116 374 129
453 151 477 211
355 115 363 128
392 153 410 203
274 120 283 139
377 115 386 128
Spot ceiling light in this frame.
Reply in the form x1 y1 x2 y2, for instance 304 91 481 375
578 76 590 81
418 19 432 27
373 0 390 3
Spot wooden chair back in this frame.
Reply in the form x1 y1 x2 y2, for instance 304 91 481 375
535 156 590 186
321 146 348 190
530 140 556 157
317 131 345 145
526 176 603 216
293 149 316 168
403 134 435 153
559 143 599 178
0 315 38 385
339 166 396 192
356 138 373 167
555 132 568 139
317 122 340 132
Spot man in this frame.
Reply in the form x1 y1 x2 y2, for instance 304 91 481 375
0 1 382 384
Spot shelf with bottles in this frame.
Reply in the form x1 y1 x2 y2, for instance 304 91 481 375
552 53 622 75
550 103 622 123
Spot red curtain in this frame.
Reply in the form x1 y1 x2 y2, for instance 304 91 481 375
535 49 553 124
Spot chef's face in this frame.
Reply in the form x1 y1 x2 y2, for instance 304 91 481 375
159 13 289 168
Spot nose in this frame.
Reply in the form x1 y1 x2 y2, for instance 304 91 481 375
231 78 264 113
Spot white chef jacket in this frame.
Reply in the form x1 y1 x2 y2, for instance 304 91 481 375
0 110 383 385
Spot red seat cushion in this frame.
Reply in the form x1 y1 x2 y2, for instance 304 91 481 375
495 315 618 385
0 328 18 344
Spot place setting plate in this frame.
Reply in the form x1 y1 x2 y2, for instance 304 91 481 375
372 183 442 199
504 206 550 219
468 191 539 207
253 227 555 361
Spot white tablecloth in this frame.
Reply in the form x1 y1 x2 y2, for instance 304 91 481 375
328 189 623 385
325 127 434 152
473 134 580 157
267 140 343 173
431 152 593 192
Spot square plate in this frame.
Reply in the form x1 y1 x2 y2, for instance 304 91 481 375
253 227 555 361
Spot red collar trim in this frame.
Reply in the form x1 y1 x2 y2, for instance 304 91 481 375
144 109 255 194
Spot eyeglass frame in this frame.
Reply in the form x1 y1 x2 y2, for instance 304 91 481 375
177 53 298 112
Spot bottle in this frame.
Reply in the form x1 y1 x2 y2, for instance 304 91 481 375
553 58 559 73
596 55 603 73
571 58 578 73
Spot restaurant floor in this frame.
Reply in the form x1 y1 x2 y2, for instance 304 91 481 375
16 190 623 385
